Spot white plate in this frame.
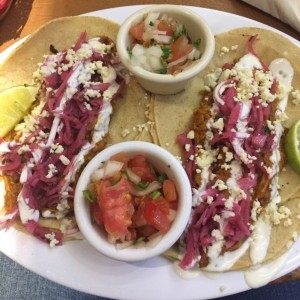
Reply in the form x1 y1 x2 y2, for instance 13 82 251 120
1 5 300 300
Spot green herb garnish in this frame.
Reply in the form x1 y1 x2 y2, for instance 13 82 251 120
127 48 133 58
135 181 150 190
159 67 167 74
161 46 171 60
157 173 167 184
193 38 201 48
150 190 162 200
149 21 154 26
171 24 187 41
83 190 95 203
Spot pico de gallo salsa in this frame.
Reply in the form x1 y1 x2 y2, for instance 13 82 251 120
128 12 201 74
83 153 178 247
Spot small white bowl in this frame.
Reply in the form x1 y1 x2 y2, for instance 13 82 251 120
116 5 215 95
74 141 192 262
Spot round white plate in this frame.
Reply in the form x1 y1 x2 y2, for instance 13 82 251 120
1 5 300 300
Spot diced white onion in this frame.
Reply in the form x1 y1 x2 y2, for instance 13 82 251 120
148 30 167 35
187 48 196 60
144 12 160 28
126 168 141 184
130 181 162 196
152 34 172 44
146 45 163 57
148 55 163 71
91 160 124 182
132 44 146 57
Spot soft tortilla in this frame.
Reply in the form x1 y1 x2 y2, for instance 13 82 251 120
155 28 300 270
0 16 152 237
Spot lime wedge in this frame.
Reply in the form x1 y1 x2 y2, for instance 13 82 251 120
285 119 300 174
0 85 38 137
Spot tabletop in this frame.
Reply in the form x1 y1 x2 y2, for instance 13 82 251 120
0 0 300 286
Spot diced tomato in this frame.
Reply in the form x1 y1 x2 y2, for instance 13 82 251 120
99 178 132 209
99 178 134 238
128 155 156 182
127 154 148 168
167 60 194 74
91 202 103 225
157 21 174 36
129 21 145 42
163 179 177 201
103 206 132 237
144 200 171 233
152 196 170 215
132 198 148 227
170 35 193 62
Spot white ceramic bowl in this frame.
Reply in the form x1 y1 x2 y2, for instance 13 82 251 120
74 141 192 262
116 4 215 95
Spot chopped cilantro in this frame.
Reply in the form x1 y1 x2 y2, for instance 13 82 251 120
159 67 167 74
157 173 167 183
127 48 133 58
82 190 95 203
193 38 201 48
161 46 171 60
150 190 162 200
136 181 150 190
172 24 187 41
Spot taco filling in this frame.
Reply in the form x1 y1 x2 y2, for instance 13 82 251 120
0 32 126 246
177 36 294 271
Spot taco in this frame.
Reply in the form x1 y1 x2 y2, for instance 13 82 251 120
0 16 152 246
151 27 300 271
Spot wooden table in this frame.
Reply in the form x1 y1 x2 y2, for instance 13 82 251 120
0 0 299 285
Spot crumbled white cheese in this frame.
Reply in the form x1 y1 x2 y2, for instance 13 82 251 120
212 118 224 131
59 155 70 166
203 68 222 90
292 89 300 105
251 200 262 222
121 128 131 137
225 151 233 162
17 144 30 154
50 143 64 154
211 229 223 241
45 232 59 248
212 179 227 191
195 148 217 168
187 130 195 139
185 144 191 152
46 164 58 178
56 198 70 212
267 204 291 225
219 46 230 56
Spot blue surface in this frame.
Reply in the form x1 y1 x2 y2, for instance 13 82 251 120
1 251 300 300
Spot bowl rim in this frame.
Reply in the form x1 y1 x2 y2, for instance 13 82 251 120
116 4 215 83
74 141 192 262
